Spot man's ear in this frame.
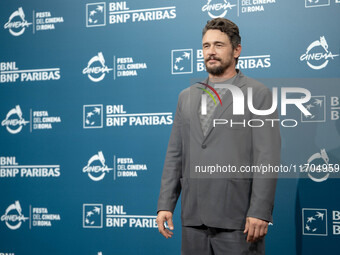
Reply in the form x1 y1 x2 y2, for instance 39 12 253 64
234 44 242 59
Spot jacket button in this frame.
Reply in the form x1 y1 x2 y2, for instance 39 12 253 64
201 144 207 149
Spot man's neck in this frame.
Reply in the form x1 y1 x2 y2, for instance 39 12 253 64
208 68 237 83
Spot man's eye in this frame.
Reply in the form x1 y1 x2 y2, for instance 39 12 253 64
216 44 223 48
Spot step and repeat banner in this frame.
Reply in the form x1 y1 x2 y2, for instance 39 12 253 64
0 0 339 254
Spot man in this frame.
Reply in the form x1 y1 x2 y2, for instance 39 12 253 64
157 18 281 254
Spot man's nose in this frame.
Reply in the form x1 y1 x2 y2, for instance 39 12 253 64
207 45 216 56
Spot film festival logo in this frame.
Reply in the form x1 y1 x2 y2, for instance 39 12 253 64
86 2 106 27
83 204 103 228
300 148 338 183
302 208 328 236
201 0 276 17
1 105 62 134
4 7 64 36
1 201 61 230
83 105 103 128
300 36 339 70
1 105 29 134
83 151 113 181
171 49 193 75
305 0 330 8
4 7 32 36
83 52 113 82
1 201 28 230
202 0 236 18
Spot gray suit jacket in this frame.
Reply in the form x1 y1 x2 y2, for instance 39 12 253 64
157 70 281 229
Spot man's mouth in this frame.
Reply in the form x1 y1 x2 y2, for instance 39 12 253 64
208 59 219 64
206 57 221 64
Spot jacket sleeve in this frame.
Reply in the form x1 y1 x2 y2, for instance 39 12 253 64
246 86 281 223
157 93 183 213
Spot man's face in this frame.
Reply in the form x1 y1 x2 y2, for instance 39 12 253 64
202 29 240 76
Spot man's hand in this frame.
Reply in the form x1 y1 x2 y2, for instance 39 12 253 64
156 210 174 239
243 217 268 243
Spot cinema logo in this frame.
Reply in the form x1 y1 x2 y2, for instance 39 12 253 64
201 0 277 17
300 148 340 183
86 1 176 26
1 201 61 230
83 151 148 181
0 62 61 83
4 7 32 36
0 156 60 178
83 53 148 81
1 105 62 134
83 151 113 181
199 85 312 128
1 106 29 134
300 36 339 70
83 104 173 128
302 208 340 236
172 49 271 75
83 204 158 229
4 7 64 36
83 52 112 82
202 0 236 18
1 201 28 230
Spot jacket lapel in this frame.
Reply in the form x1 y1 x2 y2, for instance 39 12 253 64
202 70 247 143
190 78 207 140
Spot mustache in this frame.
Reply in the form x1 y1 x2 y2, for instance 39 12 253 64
205 56 222 62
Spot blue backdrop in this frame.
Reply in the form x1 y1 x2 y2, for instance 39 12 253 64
1 0 339 254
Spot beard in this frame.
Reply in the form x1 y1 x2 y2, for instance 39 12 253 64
205 56 233 76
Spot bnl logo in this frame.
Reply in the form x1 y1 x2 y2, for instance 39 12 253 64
301 96 340 122
86 2 106 27
302 208 327 236
171 49 193 74
83 204 103 228
302 208 340 235
301 96 325 122
305 0 330 8
83 105 103 128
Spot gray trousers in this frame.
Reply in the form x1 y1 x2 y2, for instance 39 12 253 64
181 225 265 255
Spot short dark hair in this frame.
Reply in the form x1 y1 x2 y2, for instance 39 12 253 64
202 18 241 64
